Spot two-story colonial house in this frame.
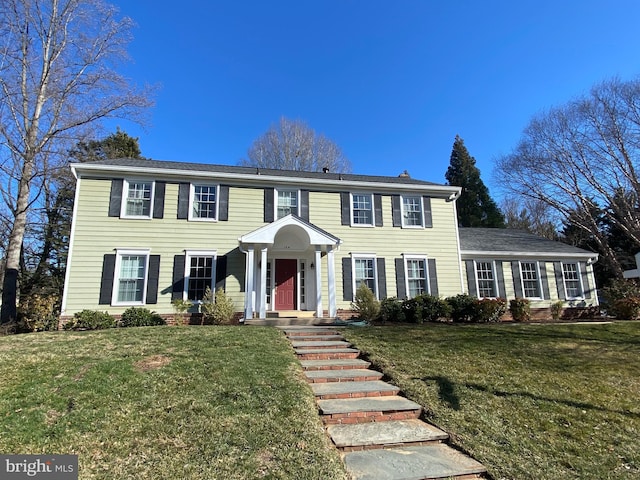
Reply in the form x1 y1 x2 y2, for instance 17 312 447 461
61 158 599 322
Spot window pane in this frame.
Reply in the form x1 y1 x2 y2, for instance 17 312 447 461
352 194 373 225
193 185 217 219
125 182 152 216
118 255 146 303
476 261 496 298
520 262 540 298
406 259 426 297
562 263 582 298
277 190 297 219
188 256 213 301
403 196 422 226
354 258 376 293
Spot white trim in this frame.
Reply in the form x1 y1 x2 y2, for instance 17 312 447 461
519 260 543 300
400 194 424 228
454 200 465 294
61 176 82 314
111 248 151 306
473 260 499 299
183 250 218 302
188 183 220 222
350 192 375 227
351 253 378 300
560 261 585 300
403 254 429 298
462 250 595 260
120 179 155 219
274 187 300 219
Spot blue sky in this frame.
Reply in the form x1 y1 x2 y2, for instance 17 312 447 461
109 0 640 195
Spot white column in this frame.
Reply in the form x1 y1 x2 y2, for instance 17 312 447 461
327 246 337 317
315 246 323 317
259 247 268 318
244 246 255 319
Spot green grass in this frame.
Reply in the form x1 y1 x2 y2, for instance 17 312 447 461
340 322 640 480
0 326 348 480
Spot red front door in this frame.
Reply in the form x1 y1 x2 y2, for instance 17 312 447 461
275 259 297 310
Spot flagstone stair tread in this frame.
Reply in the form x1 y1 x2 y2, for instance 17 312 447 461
342 444 487 480
318 396 422 415
295 348 359 355
300 359 371 370
304 369 382 380
311 380 399 396
291 340 352 348
326 419 449 448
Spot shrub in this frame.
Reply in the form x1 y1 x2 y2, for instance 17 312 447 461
475 298 507 323
380 297 405 323
602 279 640 318
611 297 640 320
447 294 477 322
64 310 116 330
352 283 380 320
119 307 165 327
550 300 564 321
201 287 236 325
417 294 452 322
171 298 193 324
509 298 531 322
18 293 60 332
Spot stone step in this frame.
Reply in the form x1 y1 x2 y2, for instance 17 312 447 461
290 340 352 349
312 380 400 400
318 396 422 425
281 327 341 336
300 359 371 371
343 444 487 480
305 369 383 382
327 419 449 451
296 348 361 360
288 334 344 341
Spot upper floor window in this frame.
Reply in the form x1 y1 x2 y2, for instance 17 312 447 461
351 193 374 226
190 184 218 221
475 261 497 298
520 261 542 298
113 249 150 305
405 257 428 298
402 196 423 227
277 189 298 219
122 180 154 218
185 251 216 301
562 262 583 299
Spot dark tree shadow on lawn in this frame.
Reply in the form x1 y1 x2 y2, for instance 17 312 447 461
417 376 461 410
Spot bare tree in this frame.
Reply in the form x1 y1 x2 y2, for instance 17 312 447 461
241 117 352 173
495 77 640 278
0 0 153 327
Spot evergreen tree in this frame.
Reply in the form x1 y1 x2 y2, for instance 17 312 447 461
445 135 505 228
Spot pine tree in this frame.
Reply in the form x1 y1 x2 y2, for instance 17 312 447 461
445 135 505 228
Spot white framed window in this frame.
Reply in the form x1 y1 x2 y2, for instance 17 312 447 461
562 262 584 299
520 261 542 298
401 195 423 227
184 250 217 302
276 189 299 219
475 261 497 298
351 193 374 226
404 256 429 298
352 254 378 298
122 180 154 218
189 184 219 221
113 249 150 305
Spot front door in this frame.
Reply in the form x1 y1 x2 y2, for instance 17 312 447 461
275 259 297 310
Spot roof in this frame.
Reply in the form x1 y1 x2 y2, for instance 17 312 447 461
459 228 598 259
71 157 460 196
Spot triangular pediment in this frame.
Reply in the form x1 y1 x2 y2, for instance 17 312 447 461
238 214 341 247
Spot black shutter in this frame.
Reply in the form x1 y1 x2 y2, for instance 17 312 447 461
496 262 506 298
465 260 477 297
108 179 123 217
99 254 116 304
177 183 189 219
264 188 274 222
172 255 186 300
219 185 229 221
300 190 309 221
392 195 402 227
395 258 406 299
377 258 387 298
423 196 433 228
540 262 550 300
340 192 350 225
146 255 161 304
554 262 566 300
342 257 352 301
153 182 165 219
511 261 524 297
374 194 383 227
428 258 438 296
215 255 227 290
580 261 592 298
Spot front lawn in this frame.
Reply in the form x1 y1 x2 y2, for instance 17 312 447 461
0 326 348 480
341 322 640 480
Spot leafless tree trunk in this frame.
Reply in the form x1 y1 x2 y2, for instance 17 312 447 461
0 0 153 326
